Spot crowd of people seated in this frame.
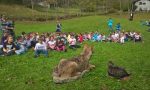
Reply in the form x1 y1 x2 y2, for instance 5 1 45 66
0 30 142 57
0 15 143 57
90 31 142 43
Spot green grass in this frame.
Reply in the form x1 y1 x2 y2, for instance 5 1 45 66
0 15 150 90
0 4 82 19
0 4 47 18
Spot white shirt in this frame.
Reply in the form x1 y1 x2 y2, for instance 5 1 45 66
111 34 116 40
102 35 106 40
34 42 47 50
88 34 91 39
26 39 31 46
45 38 49 43
69 38 76 46
48 40 56 45
135 34 140 39
120 36 125 40
130 32 134 37
115 33 119 39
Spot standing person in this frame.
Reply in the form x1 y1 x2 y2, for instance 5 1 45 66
116 23 121 32
0 15 2 35
1 32 8 45
6 20 15 39
108 18 114 32
129 11 134 21
56 21 62 32
0 15 6 36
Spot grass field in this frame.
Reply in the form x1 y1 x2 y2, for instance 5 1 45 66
0 15 150 90
0 4 83 20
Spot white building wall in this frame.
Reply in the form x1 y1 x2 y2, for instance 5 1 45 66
135 0 150 11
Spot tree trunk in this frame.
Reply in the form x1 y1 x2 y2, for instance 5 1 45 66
105 0 107 14
103 0 105 14
120 0 122 12
31 0 34 10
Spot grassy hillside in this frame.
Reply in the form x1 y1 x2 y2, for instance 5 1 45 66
0 4 149 21
0 4 48 18
0 4 83 20
0 15 150 90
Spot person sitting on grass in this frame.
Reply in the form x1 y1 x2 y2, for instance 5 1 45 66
67 33 71 41
55 38 67 52
25 34 32 49
34 37 48 58
124 32 129 42
78 33 83 44
21 32 26 39
45 33 50 43
92 32 99 42
114 32 119 42
59 33 67 45
97 34 102 42
48 36 56 50
3 35 16 56
87 32 92 40
134 32 142 42
129 31 135 41
83 32 88 41
68 35 80 50
111 32 117 42
101 34 106 42
30 32 38 48
119 33 125 44
106 34 112 42
15 37 27 55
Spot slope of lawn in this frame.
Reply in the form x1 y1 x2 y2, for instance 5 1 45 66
0 4 81 19
0 15 150 90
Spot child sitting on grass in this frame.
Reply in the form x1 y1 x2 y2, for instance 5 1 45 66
92 32 99 42
134 32 142 42
68 35 80 49
55 38 67 52
15 37 27 55
101 34 106 42
129 31 135 41
78 33 83 43
34 37 48 58
3 35 16 56
48 36 56 50
119 33 125 44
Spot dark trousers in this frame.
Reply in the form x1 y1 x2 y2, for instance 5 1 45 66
34 50 48 57
5 50 15 56
69 45 81 49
